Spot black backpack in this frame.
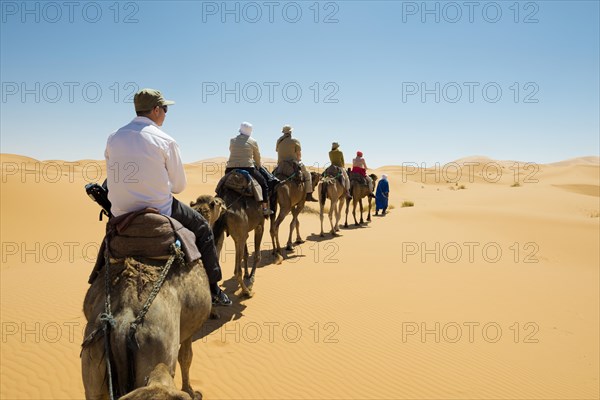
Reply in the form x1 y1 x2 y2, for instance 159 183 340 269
85 180 112 220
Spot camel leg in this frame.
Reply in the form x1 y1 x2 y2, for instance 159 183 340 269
359 199 364 224
244 224 262 294
252 224 263 275
319 200 325 237
353 199 359 226
270 213 278 256
294 206 304 244
344 197 351 228
243 244 249 278
328 198 335 235
367 197 372 222
179 338 201 400
286 211 295 250
335 197 344 232
270 221 283 264
234 235 250 296
272 203 290 260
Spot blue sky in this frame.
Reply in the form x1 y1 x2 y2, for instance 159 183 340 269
1 0 599 167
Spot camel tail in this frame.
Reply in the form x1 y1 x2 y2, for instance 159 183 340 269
101 312 134 397
125 324 140 394
271 189 279 219
320 182 327 206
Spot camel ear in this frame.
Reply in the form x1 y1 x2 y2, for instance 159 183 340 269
216 198 227 211
209 200 215 209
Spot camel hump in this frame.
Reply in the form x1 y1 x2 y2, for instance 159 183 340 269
324 165 343 177
349 171 369 186
274 160 303 181
216 170 262 202
108 211 200 263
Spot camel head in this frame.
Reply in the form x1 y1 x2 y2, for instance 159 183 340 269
369 173 378 185
310 171 321 191
190 195 228 226
119 363 192 400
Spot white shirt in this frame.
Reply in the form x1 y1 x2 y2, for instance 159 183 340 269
105 117 187 217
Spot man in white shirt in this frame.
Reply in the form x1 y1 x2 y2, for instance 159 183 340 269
105 88 231 306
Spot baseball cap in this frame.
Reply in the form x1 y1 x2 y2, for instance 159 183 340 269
134 88 175 112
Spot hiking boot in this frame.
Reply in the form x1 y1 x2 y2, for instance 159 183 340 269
212 290 232 306
305 193 318 202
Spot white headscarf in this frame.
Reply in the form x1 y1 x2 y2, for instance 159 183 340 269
239 122 253 136
382 174 388 180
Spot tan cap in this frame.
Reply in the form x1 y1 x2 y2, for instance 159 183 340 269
134 88 175 112
282 125 293 134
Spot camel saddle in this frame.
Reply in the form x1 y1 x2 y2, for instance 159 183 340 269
88 208 200 284
215 170 263 202
349 171 369 186
323 165 344 186
273 160 304 183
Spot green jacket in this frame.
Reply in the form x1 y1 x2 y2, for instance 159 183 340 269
276 133 301 163
329 149 345 168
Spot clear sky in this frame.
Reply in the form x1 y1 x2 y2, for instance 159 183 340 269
1 0 599 167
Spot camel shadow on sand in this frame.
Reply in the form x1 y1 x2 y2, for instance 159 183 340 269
304 232 349 242
341 222 372 230
192 275 249 342
192 245 308 343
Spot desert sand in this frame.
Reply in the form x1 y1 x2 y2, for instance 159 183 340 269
1 153 598 399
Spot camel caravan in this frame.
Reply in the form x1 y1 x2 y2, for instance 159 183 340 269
81 89 389 399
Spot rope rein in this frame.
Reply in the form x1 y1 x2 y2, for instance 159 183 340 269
101 237 117 400
278 171 297 184
129 243 184 333
224 191 247 209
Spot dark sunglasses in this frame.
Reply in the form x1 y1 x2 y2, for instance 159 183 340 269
161 105 168 114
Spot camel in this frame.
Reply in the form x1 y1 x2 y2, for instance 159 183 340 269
190 195 227 226
120 363 192 400
344 173 378 227
212 177 268 298
82 250 210 400
270 170 320 263
319 166 348 237
82 196 226 400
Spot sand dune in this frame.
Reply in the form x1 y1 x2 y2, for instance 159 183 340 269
548 156 600 167
1 154 598 399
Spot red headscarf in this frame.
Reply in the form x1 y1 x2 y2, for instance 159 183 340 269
357 151 363 157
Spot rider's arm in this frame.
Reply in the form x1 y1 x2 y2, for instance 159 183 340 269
253 140 262 169
166 141 187 194
295 140 302 161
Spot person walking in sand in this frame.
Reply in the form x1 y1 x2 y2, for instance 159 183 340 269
375 174 390 216
105 88 232 306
